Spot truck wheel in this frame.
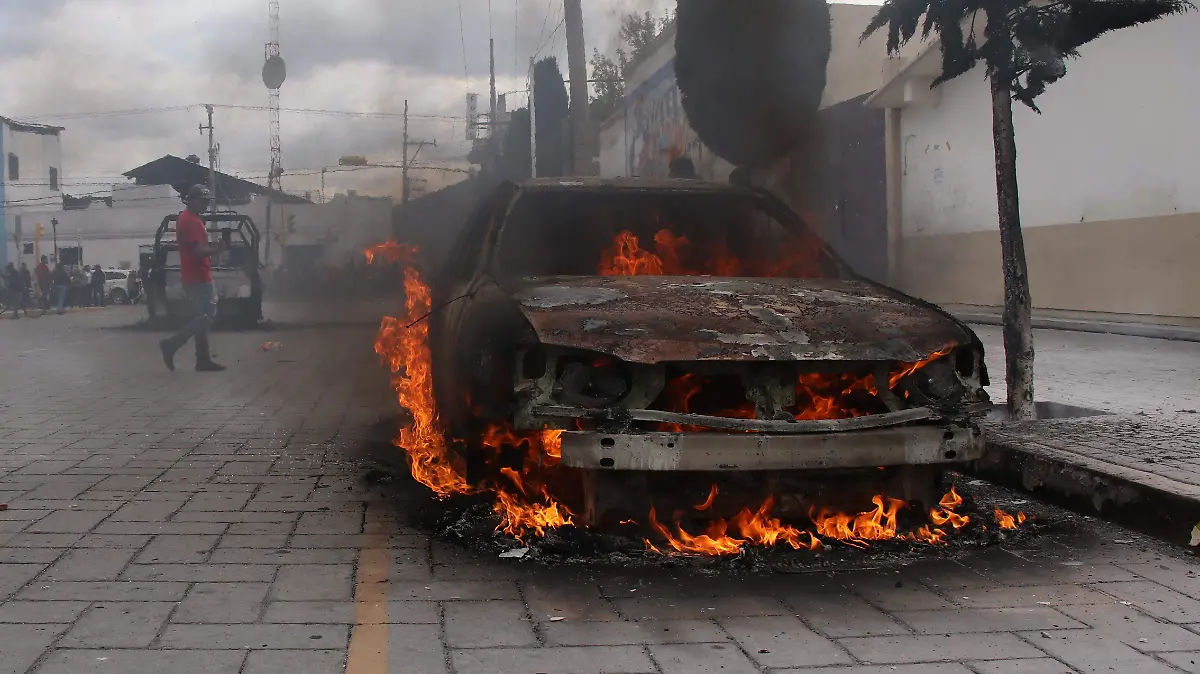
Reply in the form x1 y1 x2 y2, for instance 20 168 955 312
110 289 128 305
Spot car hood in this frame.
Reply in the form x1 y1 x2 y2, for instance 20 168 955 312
506 276 970 364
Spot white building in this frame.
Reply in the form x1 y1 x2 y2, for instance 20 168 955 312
868 11 1200 326
10 182 394 273
1 116 65 267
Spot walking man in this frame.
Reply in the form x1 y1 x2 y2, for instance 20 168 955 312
35 256 51 309
89 265 106 307
52 262 69 315
159 185 225 372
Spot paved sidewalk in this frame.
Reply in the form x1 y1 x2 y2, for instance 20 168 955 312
0 306 1197 673
972 324 1200 417
972 326 1200 521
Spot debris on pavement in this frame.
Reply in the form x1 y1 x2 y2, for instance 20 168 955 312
261 341 283 352
1190 523 1200 547
499 547 530 559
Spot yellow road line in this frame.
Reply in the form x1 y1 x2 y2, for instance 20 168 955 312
347 504 391 674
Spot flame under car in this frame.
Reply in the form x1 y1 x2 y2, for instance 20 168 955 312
429 178 991 524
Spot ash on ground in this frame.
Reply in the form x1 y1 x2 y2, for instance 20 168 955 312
375 466 1057 574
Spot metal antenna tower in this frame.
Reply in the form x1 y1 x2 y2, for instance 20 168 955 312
266 0 282 188
262 0 287 262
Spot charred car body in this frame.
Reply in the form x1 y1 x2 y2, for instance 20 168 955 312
430 178 991 524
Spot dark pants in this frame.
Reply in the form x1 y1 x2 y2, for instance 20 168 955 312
165 282 217 363
53 285 67 314
91 285 106 306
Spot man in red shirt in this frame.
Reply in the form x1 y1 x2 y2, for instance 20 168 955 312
34 255 52 309
159 184 225 372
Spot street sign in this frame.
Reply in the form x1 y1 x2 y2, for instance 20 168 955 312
466 93 479 141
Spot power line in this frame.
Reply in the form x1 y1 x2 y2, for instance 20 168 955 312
533 8 565 61
457 0 470 80
17 105 196 120
13 104 466 122
534 0 555 54
215 104 466 121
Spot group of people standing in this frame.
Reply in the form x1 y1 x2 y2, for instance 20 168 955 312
2 258 113 318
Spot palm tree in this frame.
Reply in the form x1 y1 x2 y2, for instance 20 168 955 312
863 0 1192 419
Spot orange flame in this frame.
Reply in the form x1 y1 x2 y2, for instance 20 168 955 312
364 240 417 265
369 242 572 540
654 348 956 432
993 507 1027 530
599 231 665 276
889 347 954 389
494 466 575 541
929 485 970 530
811 495 906 548
596 228 825 278
939 486 965 510
373 264 469 497
541 429 564 461
646 493 821 555
694 485 719 512
911 525 949 545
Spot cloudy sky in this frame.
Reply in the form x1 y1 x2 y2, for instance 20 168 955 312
0 0 877 201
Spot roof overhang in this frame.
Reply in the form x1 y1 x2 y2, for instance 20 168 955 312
0 116 65 135
865 11 990 110
864 39 945 109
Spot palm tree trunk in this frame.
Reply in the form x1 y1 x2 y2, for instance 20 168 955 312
989 74 1035 420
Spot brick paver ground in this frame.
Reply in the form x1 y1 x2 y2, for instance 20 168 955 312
0 305 1197 673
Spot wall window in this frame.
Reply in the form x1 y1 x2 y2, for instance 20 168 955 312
7 153 18 180
49 167 59 190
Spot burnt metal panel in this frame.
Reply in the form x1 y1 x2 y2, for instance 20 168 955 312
507 276 968 364
559 426 984 471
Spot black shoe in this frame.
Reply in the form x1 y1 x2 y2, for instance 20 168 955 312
196 361 226 372
159 339 177 371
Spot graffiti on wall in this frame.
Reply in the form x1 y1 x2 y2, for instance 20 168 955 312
624 59 711 179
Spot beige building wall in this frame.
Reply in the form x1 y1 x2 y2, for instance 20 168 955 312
901 213 1200 321
884 12 1200 321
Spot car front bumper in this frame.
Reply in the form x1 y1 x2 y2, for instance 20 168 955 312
558 424 984 472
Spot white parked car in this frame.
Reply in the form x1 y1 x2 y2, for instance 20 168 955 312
101 268 139 304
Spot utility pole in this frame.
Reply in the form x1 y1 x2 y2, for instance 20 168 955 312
529 57 538 178
401 100 436 204
489 39 498 131
200 105 217 210
402 100 410 203
564 0 593 175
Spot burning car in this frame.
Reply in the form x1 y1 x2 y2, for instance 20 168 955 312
426 178 991 526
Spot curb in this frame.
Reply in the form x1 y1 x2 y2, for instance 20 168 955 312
974 437 1200 547
957 312 1200 342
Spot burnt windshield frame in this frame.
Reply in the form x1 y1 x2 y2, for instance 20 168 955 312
490 188 848 281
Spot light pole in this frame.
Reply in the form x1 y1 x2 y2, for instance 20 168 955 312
51 218 58 262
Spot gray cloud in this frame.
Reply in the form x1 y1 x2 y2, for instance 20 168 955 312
0 0 673 201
